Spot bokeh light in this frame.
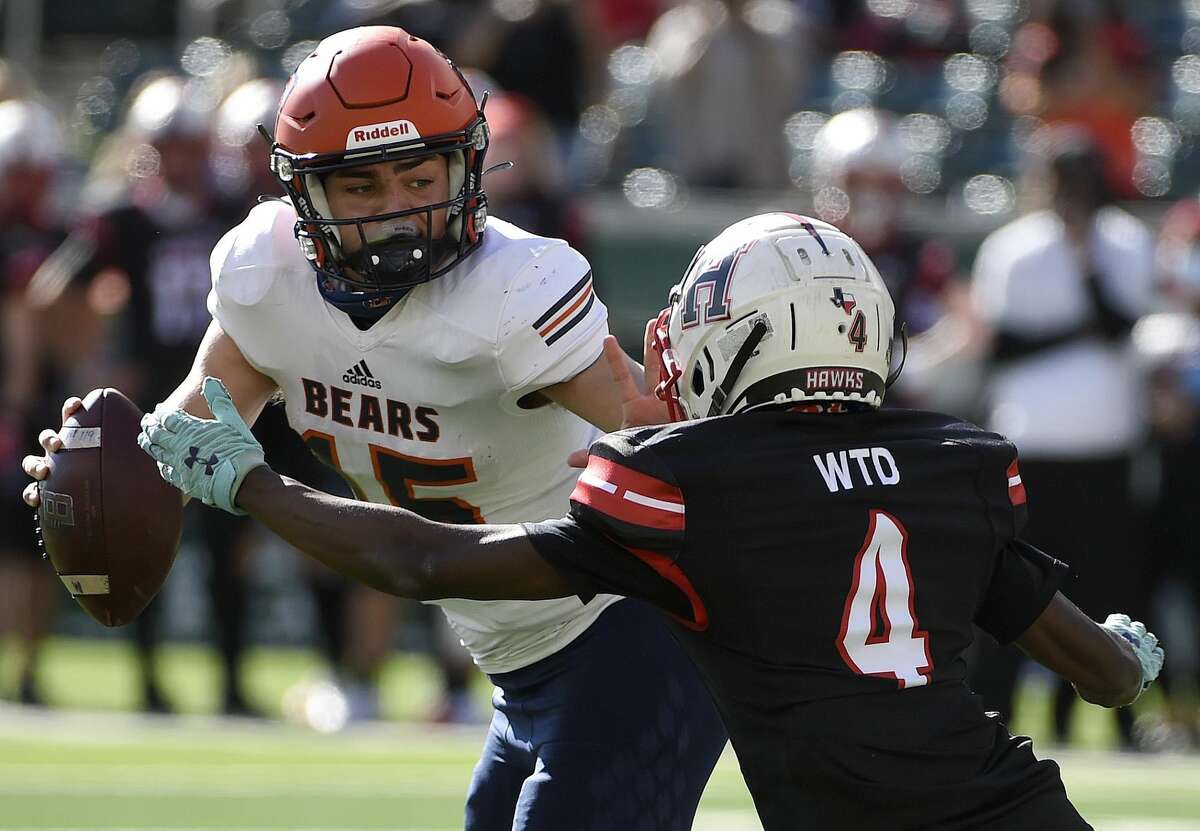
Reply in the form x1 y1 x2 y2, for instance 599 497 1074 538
1132 117 1182 158
622 167 679 209
744 0 797 37
943 53 998 94
179 37 232 78
280 40 318 75
898 113 952 155
607 45 660 87
963 174 1015 215
1132 158 1172 198
814 186 851 223
249 11 291 50
831 51 889 93
579 105 621 146
901 154 942 194
945 93 989 130
783 111 830 152
866 0 915 19
99 39 141 78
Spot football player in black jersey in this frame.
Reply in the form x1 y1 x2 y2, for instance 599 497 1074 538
135 213 1163 831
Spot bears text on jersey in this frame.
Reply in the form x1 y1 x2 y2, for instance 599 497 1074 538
301 377 440 443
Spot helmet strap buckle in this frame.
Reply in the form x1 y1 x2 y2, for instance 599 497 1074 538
707 319 769 417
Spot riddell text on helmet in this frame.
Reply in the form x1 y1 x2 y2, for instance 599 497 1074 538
345 119 421 150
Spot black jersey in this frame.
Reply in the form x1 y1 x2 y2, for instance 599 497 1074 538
525 408 1091 831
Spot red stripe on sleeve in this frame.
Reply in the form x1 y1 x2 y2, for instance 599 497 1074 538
586 454 684 505
1007 458 1027 506
625 546 709 631
569 454 685 532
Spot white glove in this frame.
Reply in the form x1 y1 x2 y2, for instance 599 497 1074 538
1101 613 1164 702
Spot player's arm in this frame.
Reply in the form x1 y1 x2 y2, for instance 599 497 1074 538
498 249 670 433
1016 593 1152 707
976 536 1163 709
236 465 573 601
234 458 691 616
544 318 673 438
538 347 648 433
139 377 690 613
160 319 278 422
974 445 1163 707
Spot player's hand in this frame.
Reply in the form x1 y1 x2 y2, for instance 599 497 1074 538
1102 612 1165 700
20 396 85 508
611 328 672 430
137 377 266 515
567 333 671 468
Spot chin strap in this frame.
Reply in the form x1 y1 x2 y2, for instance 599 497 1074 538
886 322 909 388
708 319 769 417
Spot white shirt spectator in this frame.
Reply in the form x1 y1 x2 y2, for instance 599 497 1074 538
972 207 1153 457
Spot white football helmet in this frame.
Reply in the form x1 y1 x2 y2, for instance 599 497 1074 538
653 213 902 420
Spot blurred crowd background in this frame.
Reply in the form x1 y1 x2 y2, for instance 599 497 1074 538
2 0 1200 752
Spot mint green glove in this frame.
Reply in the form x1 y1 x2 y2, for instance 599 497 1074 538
137 377 266 515
1101 612 1165 701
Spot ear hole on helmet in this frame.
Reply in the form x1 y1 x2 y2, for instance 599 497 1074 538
691 363 706 395
837 323 847 334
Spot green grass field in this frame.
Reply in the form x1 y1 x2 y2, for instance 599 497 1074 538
2 638 1199 830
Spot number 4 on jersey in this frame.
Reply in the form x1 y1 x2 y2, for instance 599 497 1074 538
836 510 932 688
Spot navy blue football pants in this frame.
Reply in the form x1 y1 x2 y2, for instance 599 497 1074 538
464 598 728 831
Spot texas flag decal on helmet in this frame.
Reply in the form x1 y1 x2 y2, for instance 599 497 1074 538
831 288 857 315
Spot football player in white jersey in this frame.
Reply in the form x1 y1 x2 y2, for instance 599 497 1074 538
22 26 726 831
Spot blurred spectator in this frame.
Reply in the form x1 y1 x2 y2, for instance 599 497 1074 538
452 0 589 139
1127 199 1200 748
34 73 255 715
484 92 585 247
1000 0 1156 198
0 99 71 706
833 0 969 59
1156 198 1200 313
577 0 666 104
213 77 286 210
967 130 1153 748
645 0 814 189
317 0 472 48
582 0 664 45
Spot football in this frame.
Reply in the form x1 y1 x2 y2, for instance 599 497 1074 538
36 388 183 627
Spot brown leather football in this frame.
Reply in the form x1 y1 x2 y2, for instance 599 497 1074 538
36 388 183 627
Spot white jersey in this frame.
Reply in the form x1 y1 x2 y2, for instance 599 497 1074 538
208 200 619 674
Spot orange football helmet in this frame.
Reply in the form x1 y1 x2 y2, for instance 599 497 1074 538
270 26 489 316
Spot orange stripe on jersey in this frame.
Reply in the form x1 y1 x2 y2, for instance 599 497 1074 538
570 454 685 532
538 281 594 338
625 545 708 631
1007 458 1026 506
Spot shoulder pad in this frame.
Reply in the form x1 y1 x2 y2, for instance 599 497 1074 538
498 241 593 341
210 200 303 307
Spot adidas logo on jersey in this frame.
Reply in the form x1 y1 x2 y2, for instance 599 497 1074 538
343 360 382 390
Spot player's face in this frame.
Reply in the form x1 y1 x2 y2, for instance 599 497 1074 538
323 155 450 255
154 133 211 194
